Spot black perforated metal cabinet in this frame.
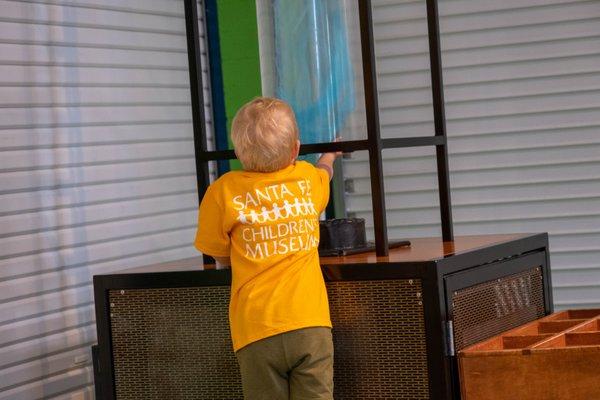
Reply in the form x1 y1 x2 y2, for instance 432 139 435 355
93 233 552 399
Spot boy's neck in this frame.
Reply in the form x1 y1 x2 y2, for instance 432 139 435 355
244 161 296 174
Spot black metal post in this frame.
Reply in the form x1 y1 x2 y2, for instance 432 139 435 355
184 0 213 264
184 0 210 202
426 0 454 242
542 232 554 314
92 278 117 399
358 0 388 256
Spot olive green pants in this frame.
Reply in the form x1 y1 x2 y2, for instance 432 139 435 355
235 327 334 400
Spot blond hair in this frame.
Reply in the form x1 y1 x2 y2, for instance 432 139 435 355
231 97 299 172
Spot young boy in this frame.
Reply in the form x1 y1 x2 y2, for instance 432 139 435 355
194 97 340 400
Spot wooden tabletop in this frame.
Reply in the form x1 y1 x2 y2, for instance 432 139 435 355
319 233 531 264
108 233 533 275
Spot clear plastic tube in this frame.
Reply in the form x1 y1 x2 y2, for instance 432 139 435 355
265 0 358 144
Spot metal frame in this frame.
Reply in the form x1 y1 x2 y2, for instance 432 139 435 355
183 0 454 256
93 233 552 399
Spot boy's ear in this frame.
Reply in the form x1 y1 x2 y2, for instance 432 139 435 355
291 139 301 161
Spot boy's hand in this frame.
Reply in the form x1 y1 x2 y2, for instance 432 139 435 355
331 136 343 157
214 256 231 269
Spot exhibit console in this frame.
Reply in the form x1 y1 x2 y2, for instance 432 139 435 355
92 233 553 399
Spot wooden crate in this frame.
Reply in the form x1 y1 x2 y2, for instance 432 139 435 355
458 309 600 400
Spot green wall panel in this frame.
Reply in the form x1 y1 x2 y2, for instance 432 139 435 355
216 0 262 170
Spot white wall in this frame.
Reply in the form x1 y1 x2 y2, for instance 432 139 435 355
344 0 600 309
0 1 210 398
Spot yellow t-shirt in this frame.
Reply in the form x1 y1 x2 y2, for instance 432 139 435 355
194 160 332 352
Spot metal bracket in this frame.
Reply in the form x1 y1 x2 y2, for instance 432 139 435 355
446 320 455 356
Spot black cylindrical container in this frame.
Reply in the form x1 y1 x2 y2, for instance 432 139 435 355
319 218 367 251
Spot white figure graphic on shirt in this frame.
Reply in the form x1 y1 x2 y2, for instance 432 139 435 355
272 203 284 219
237 210 248 224
234 179 319 225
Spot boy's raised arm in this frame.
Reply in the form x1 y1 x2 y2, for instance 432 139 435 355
316 150 342 180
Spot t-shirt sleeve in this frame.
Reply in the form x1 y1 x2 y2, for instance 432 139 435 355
194 183 231 257
315 165 331 214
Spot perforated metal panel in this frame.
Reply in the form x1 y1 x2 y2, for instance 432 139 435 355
108 280 430 400
327 279 430 400
451 267 546 351
109 286 243 400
